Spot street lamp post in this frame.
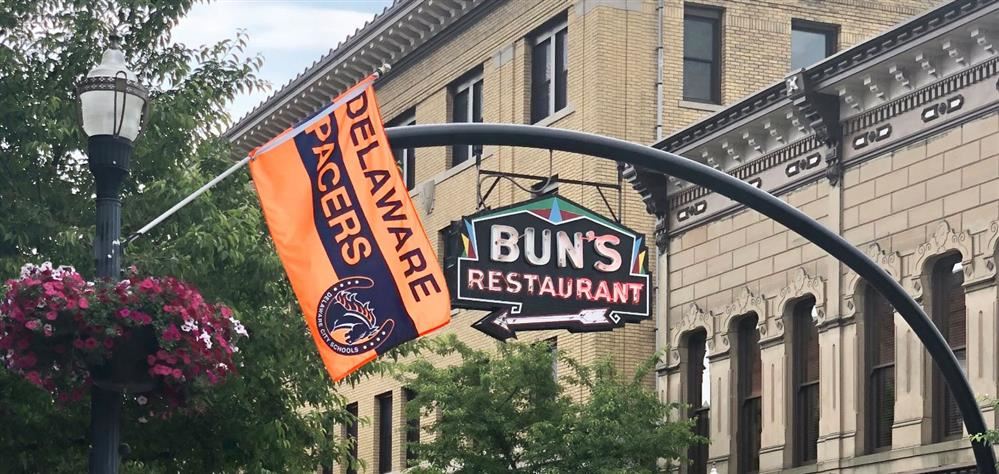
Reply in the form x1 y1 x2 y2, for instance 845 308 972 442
76 37 148 474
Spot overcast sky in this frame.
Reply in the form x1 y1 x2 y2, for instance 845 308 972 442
172 0 393 122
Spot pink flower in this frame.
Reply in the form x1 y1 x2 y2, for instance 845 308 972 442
24 320 40 330
78 298 89 309
84 338 98 350
45 311 57 321
147 355 157 365
171 369 183 379
19 354 37 369
73 339 85 349
117 308 131 319
161 324 181 342
103 339 114 350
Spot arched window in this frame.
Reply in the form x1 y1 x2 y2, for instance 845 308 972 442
791 297 819 466
931 253 965 441
863 283 895 452
686 329 710 474
736 314 762 473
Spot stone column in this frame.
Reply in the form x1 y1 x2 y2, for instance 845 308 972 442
816 321 850 466
758 328 787 472
963 282 998 431
707 353 732 472
891 309 927 448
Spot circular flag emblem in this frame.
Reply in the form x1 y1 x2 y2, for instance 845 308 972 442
316 276 395 355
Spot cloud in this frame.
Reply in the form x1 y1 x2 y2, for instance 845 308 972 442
171 1 384 120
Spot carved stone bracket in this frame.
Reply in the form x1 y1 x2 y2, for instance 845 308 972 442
769 268 827 339
969 219 999 288
667 303 714 369
907 220 973 300
786 69 842 186
843 243 903 319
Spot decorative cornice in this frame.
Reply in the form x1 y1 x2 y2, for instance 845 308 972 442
767 268 826 340
223 0 489 156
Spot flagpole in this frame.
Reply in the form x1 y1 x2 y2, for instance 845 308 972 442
124 154 251 244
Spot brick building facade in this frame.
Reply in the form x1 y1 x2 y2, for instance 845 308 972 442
223 0 945 472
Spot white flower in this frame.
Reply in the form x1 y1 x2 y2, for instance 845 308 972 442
40 262 53 272
230 318 248 337
181 319 198 333
231 346 240 353
19 263 36 278
198 330 213 349
136 395 148 406
138 417 148 424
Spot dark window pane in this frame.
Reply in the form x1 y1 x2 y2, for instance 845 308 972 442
932 254 965 439
555 28 568 112
346 403 359 474
865 283 895 452
872 366 895 449
738 315 761 473
684 17 716 61
686 331 709 474
791 27 834 70
531 38 551 123
378 393 393 473
452 87 470 166
683 60 713 103
794 298 819 465
743 397 762 473
472 79 483 158
405 389 420 464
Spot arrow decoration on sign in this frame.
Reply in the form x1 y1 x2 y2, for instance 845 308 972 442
472 308 621 341
445 195 651 341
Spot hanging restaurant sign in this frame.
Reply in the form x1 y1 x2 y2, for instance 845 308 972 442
446 195 650 340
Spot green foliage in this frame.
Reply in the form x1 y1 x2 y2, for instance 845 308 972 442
0 1 396 471
397 335 705 473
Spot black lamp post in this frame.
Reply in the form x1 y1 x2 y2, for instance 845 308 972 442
76 37 148 474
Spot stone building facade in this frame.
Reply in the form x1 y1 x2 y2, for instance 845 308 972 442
223 0 941 471
624 0 999 472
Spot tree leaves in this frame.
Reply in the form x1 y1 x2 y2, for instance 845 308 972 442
396 336 705 474
0 1 362 471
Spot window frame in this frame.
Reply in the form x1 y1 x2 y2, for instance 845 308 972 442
682 5 722 104
930 253 966 442
530 16 569 124
388 110 417 189
862 283 895 453
790 19 838 70
736 314 762 474
376 391 394 473
450 69 484 166
790 297 819 466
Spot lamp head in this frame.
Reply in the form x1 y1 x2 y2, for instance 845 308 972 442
76 36 148 141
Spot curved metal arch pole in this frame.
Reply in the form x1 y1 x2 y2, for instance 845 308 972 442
386 123 997 472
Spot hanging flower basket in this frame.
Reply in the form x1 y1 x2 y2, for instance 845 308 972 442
0 263 247 416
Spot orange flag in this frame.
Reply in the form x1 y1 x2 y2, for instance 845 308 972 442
249 78 451 381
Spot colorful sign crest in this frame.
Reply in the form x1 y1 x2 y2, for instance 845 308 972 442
447 195 650 340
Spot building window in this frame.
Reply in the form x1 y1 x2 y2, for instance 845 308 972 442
404 388 420 465
686 330 709 474
530 16 568 123
737 314 762 473
377 392 393 473
932 253 966 441
545 337 559 380
683 6 722 104
864 283 895 452
790 20 837 70
791 297 819 465
388 110 416 189
346 402 359 474
451 69 483 166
